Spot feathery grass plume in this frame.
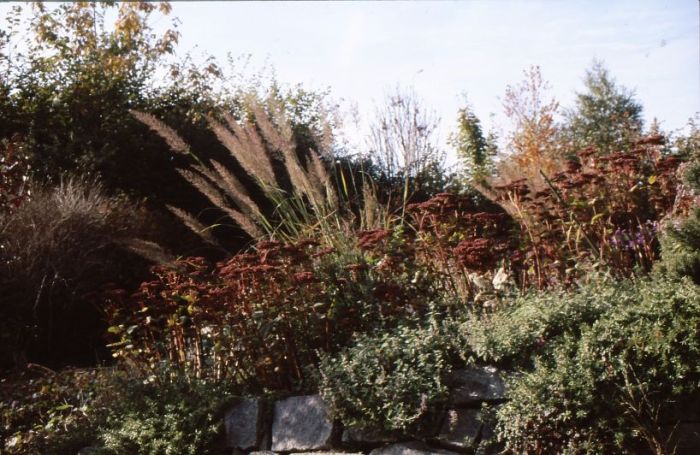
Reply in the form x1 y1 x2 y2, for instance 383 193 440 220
362 180 386 230
253 100 295 154
166 204 220 246
221 206 264 239
212 113 277 188
250 102 321 207
120 238 175 265
210 160 261 217
129 110 191 156
177 168 263 239
208 117 277 189
177 168 228 209
222 112 272 176
309 150 338 211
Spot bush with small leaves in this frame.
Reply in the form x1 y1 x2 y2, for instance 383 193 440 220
492 277 700 454
318 314 460 432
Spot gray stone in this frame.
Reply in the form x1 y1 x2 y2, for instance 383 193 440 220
248 452 275 455
448 366 506 405
435 409 483 450
294 452 363 455
342 426 397 445
225 398 263 450
370 441 460 455
271 394 335 451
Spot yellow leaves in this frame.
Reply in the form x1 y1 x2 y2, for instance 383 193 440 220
158 2 173 15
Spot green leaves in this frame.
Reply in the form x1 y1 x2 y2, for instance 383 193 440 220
319 317 455 431
491 276 700 453
563 60 644 155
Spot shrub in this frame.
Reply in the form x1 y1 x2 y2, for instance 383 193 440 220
98 374 235 455
0 137 31 214
1 367 123 455
492 277 700 454
405 192 513 303
318 314 459 432
0 177 167 367
105 234 441 391
1 365 236 455
657 129 700 284
462 277 616 366
485 133 682 289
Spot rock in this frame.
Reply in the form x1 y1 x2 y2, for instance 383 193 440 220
271 394 336 451
474 416 501 455
248 452 275 455
224 398 264 450
294 452 363 455
448 366 506 405
342 426 398 446
435 409 483 450
370 441 460 455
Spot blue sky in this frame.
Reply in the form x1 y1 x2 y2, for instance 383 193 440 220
163 0 698 150
3 1 699 153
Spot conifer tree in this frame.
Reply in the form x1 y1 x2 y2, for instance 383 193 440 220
450 105 496 185
564 60 643 154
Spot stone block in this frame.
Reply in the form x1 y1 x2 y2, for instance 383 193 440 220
448 366 506 406
435 409 483 450
271 394 335 451
342 426 398 446
370 441 460 455
295 452 363 455
224 398 264 450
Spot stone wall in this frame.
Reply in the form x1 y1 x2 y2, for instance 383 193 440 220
224 366 506 455
223 365 700 455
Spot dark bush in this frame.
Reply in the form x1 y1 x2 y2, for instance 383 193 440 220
0 177 167 367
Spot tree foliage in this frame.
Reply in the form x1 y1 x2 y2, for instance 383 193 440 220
563 60 644 154
0 2 180 184
502 66 561 179
449 104 496 186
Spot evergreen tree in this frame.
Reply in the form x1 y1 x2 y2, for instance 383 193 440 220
449 105 496 185
564 60 643 154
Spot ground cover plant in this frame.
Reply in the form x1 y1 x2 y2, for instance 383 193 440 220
1 365 236 455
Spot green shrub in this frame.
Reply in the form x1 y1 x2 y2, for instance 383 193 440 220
318 314 459 432
462 277 616 366
1 367 124 455
657 139 700 284
494 277 700 454
99 375 235 455
1 366 236 455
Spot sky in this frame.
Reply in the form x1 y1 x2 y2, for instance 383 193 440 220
162 0 699 152
3 1 699 155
